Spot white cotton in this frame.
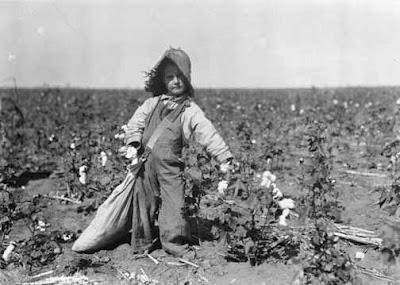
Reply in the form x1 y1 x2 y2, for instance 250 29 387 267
220 162 231 173
121 124 128 132
70 143 76 150
125 146 137 159
100 151 107 167
218 180 229 195
114 133 125 140
333 99 338 105
262 171 272 179
131 158 139 166
355 251 365 260
290 104 296 111
278 198 295 209
260 178 272 188
79 173 86 185
119 146 127 155
278 208 290 226
79 165 88 185
260 171 276 188
2 242 16 262
272 187 283 199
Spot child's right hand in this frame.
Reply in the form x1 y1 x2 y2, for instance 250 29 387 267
125 146 138 159
220 159 234 173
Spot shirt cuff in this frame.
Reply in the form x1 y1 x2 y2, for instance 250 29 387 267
125 134 142 146
216 151 233 164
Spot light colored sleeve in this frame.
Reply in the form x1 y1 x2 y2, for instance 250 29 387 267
125 97 158 146
182 102 233 163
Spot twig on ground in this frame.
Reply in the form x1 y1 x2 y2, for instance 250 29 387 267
342 170 388 178
333 232 382 247
147 253 160 265
26 270 54 280
46 195 81 204
140 268 150 283
178 258 199 268
116 269 129 281
356 266 400 283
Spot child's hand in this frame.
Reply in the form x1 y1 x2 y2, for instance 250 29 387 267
125 146 138 159
220 159 234 173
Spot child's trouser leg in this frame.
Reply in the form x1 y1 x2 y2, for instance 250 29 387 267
131 155 159 252
156 159 191 256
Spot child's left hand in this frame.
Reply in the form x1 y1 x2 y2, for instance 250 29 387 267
220 159 234 173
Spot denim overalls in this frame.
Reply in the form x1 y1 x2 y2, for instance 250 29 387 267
131 97 192 256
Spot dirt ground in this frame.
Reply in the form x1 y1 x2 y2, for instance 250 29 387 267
2 88 400 284
2 142 400 285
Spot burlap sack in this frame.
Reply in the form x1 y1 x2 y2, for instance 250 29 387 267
72 172 135 252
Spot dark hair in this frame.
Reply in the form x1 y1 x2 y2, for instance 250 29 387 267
144 58 170 96
144 58 194 97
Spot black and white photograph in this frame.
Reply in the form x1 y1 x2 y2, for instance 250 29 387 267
1 0 400 284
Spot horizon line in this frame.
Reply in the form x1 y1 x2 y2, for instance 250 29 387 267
2 84 400 91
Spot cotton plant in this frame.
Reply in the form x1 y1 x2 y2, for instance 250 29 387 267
78 165 88 185
259 170 295 226
114 124 127 140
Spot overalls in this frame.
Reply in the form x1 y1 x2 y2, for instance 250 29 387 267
131 97 192 256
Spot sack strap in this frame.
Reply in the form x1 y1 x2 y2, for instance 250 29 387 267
128 98 188 174
145 98 188 151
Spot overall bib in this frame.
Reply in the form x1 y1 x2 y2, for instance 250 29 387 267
131 97 192 256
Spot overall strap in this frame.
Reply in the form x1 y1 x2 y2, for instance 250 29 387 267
145 98 188 151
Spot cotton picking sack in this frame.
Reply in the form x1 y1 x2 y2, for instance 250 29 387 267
72 98 188 253
72 172 136 252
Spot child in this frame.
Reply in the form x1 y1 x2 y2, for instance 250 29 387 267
125 48 233 257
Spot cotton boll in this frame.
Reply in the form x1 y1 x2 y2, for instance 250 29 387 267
272 188 283 199
121 125 128 132
2 242 16 262
260 178 272 188
131 157 138 166
278 198 295 209
218 180 229 195
125 146 137 159
290 104 296 112
118 146 127 155
355 251 365 261
262 171 272 179
114 133 125 140
78 165 88 185
279 208 291 226
70 142 76 149
100 151 107 167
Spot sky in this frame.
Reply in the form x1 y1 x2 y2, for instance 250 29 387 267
1 0 400 88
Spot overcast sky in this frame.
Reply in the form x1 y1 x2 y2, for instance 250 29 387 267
1 0 400 88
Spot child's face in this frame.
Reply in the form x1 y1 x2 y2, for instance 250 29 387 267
162 63 186 96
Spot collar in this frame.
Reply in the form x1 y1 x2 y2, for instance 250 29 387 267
159 94 188 102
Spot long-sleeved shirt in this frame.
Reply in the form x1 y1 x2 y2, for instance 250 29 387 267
125 94 233 163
